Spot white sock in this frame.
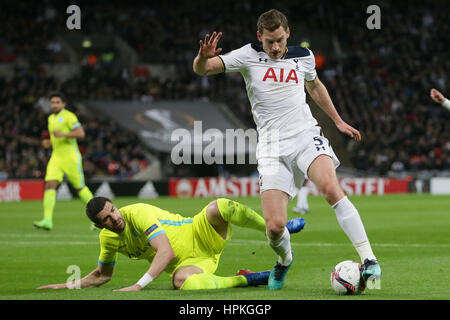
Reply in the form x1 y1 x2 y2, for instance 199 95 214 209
268 227 293 266
332 196 376 262
296 186 309 209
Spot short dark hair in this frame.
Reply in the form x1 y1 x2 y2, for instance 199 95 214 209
49 91 67 103
86 197 112 223
257 9 289 34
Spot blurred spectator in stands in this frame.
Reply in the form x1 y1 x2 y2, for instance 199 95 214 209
0 1 448 178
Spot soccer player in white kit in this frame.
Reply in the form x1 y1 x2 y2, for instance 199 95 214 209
193 9 381 290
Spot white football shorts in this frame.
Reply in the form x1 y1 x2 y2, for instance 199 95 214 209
256 126 340 200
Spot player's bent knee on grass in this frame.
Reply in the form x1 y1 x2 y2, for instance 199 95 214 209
172 266 203 290
205 199 229 239
206 200 220 218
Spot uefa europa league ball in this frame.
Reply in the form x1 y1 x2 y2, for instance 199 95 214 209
330 260 365 295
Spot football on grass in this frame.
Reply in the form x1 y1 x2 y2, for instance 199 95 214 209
330 260 365 295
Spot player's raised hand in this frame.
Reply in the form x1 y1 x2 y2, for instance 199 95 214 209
430 88 445 104
336 120 361 142
198 31 223 59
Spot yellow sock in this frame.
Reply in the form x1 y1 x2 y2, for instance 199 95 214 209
217 198 266 233
78 186 93 204
180 273 247 290
43 189 56 220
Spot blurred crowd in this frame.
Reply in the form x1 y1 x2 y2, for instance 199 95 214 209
307 2 450 175
0 0 449 180
81 116 149 179
0 68 148 181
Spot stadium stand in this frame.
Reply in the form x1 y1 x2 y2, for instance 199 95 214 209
0 69 148 180
0 0 449 181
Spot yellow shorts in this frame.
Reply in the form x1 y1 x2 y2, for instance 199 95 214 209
45 154 86 189
172 205 232 275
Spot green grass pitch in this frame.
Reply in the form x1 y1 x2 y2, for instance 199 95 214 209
0 194 449 300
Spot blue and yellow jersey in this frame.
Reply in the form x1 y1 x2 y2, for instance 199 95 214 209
98 203 195 274
48 108 81 159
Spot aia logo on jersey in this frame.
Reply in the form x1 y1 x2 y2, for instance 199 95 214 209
262 68 298 84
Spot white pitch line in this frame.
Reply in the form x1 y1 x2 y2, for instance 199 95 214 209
0 241 98 246
0 238 448 248
0 233 98 239
228 239 450 248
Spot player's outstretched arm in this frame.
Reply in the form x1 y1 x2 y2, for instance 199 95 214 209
193 31 225 76
114 233 175 291
37 263 114 290
305 76 361 142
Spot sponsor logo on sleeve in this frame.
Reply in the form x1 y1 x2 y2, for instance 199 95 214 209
145 224 158 236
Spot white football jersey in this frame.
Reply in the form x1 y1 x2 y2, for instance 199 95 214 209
219 43 318 141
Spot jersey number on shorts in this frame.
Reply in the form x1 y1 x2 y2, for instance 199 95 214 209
313 137 326 151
